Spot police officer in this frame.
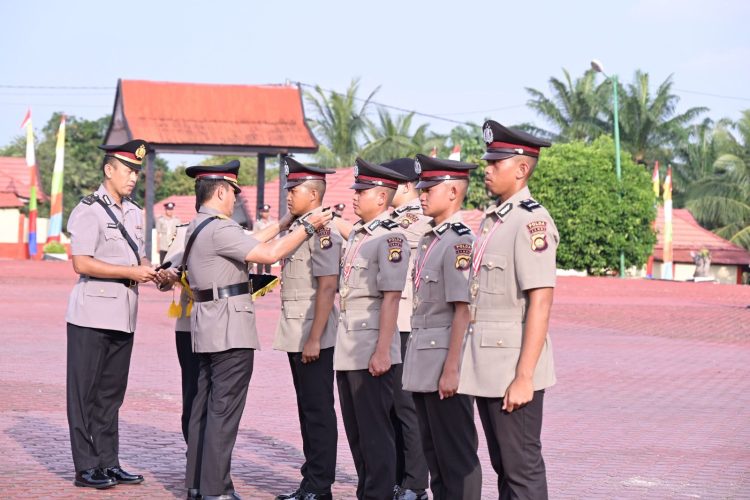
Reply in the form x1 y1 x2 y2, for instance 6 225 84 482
273 157 342 500
335 157 411 500
383 158 431 500
254 203 275 274
402 154 482 500
458 121 558 499
65 139 164 489
156 201 181 263
182 160 332 500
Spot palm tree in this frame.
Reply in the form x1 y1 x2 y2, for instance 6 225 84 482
360 108 430 163
525 69 607 142
671 118 719 205
611 71 707 164
304 78 378 167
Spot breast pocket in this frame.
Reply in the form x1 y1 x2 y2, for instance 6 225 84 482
418 268 441 303
349 258 370 288
101 228 125 258
479 253 507 295
284 254 309 278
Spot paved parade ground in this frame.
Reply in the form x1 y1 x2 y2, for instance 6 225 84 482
0 260 748 499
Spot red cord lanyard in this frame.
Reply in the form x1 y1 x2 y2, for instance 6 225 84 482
342 233 369 285
413 236 441 291
471 218 502 276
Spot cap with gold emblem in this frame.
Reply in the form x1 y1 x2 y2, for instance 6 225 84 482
283 156 336 189
350 157 411 190
414 154 477 189
98 139 150 170
185 160 242 194
482 120 551 161
381 158 419 182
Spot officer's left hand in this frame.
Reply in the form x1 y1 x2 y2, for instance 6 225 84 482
301 338 321 364
503 376 534 413
368 350 391 377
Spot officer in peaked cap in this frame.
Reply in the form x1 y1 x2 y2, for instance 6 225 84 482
157 201 181 264
403 154 483 499
273 156 341 500
377 158 431 500
458 120 558 499
335 157 412 500
182 159 332 499
65 138 163 489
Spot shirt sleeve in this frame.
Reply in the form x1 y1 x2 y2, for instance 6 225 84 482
67 205 100 256
442 234 474 303
311 226 343 277
212 222 260 262
515 214 558 291
376 233 410 291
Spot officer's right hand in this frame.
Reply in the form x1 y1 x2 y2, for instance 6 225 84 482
129 265 157 283
368 350 392 377
306 210 333 230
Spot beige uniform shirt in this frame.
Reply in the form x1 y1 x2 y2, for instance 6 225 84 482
162 224 191 332
402 213 474 392
458 186 559 398
65 184 146 333
156 215 181 252
389 199 432 333
273 207 344 352
185 207 261 353
333 211 411 371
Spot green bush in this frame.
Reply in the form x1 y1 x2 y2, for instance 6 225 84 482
529 136 657 274
43 241 66 254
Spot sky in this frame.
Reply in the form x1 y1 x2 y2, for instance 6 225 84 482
1 0 748 168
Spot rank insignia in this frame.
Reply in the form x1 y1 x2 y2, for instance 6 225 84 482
317 227 332 249
483 123 494 144
400 213 419 228
135 144 146 160
414 158 422 174
454 243 472 269
527 220 549 252
387 236 403 262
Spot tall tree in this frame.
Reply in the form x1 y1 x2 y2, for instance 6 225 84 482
525 69 607 142
360 108 429 163
304 78 378 167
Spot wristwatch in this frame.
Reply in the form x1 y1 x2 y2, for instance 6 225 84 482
301 219 316 236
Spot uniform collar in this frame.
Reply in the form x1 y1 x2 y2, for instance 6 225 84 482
358 209 392 235
430 211 464 238
485 186 531 220
293 205 325 227
198 206 224 217
95 184 135 212
390 198 421 218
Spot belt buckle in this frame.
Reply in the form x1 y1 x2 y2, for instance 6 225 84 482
127 279 137 288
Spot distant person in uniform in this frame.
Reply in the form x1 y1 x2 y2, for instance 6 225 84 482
273 157 343 500
181 160 332 500
254 203 275 274
383 158 431 500
335 157 411 500
458 120 559 499
65 139 167 490
156 201 181 264
402 154 482 500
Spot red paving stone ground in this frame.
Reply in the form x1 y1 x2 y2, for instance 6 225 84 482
0 260 748 499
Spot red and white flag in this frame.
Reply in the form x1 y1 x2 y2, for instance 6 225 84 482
449 144 461 161
429 146 438 158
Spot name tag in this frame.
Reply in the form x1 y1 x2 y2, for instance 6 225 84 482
107 223 118 229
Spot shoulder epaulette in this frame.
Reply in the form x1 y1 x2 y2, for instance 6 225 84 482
124 196 142 209
451 222 472 236
380 220 399 230
176 222 190 228
519 199 542 212
81 193 98 205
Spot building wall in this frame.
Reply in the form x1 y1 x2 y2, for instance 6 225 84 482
651 261 739 285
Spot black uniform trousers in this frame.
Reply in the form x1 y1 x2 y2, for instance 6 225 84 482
288 347 337 495
413 392 482 500
476 390 548 500
185 348 254 496
66 323 134 472
390 331 429 489
337 368 396 500
175 331 200 444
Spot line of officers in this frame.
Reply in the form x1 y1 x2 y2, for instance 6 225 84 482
64 120 559 500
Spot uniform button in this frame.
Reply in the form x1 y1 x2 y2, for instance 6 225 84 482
361 322 367 327
488 261 493 266
99 289 104 293
425 275 429 279
299 313 304 317
430 340 436 346
496 339 503 346
409 335 413 340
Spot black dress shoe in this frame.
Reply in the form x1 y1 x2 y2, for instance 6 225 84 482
275 489 302 500
74 468 117 489
187 488 202 499
203 494 241 500
301 493 332 500
105 466 144 484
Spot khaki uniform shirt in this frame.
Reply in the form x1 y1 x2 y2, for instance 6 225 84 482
162 224 191 332
185 207 261 353
402 213 474 393
333 211 411 371
273 207 344 352
458 186 559 398
156 215 181 252
389 199 432 333
65 184 146 333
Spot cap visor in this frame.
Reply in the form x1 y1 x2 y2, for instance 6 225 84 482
415 179 443 189
350 182 377 190
481 152 517 161
283 179 304 189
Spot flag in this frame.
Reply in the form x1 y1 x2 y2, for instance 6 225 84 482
429 146 437 158
47 115 66 242
21 109 38 257
646 161 660 278
448 144 461 161
660 165 673 280
652 161 660 198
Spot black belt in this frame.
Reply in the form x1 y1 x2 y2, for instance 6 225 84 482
84 276 138 288
193 282 250 302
